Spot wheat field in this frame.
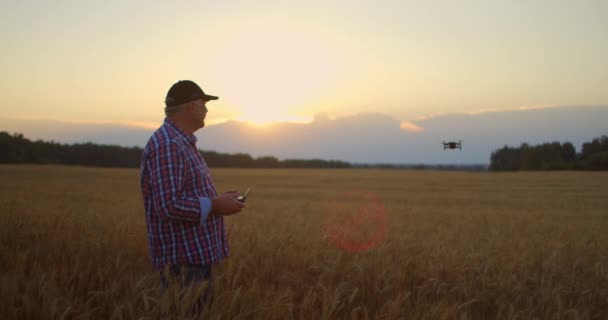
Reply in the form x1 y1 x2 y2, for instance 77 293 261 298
1 164 607 319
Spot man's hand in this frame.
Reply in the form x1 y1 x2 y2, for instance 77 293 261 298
210 191 244 216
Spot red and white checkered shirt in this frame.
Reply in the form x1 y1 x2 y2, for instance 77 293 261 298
140 118 229 271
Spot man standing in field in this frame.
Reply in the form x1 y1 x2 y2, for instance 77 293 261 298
140 80 244 314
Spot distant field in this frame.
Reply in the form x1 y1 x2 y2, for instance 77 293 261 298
1 164 607 319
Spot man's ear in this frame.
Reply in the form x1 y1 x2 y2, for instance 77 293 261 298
185 102 194 112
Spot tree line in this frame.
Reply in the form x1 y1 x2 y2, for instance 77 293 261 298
489 135 608 171
4 131 606 171
0 131 351 169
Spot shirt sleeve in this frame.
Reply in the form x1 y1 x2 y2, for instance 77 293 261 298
147 140 201 222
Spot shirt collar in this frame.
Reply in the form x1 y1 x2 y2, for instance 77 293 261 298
163 118 198 145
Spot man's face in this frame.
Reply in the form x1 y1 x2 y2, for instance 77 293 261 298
190 99 208 128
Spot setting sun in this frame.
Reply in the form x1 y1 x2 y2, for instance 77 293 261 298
198 17 360 125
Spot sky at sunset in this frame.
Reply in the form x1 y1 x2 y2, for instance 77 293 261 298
1 1 607 163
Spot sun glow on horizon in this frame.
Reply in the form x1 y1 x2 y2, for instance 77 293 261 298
235 114 313 126
198 17 366 126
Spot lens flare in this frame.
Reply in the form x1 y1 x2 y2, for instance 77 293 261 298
322 191 388 252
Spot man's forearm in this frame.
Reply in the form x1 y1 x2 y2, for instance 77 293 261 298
209 197 220 216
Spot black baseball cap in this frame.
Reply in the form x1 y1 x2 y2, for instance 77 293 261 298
165 80 219 107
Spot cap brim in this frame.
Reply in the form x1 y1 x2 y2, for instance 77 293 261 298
203 94 219 101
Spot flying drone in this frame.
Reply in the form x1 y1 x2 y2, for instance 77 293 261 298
442 140 462 150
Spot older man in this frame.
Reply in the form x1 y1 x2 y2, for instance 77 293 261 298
140 80 244 314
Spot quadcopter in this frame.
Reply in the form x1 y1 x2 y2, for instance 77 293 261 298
442 140 462 150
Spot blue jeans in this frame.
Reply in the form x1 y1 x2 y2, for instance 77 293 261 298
159 263 213 316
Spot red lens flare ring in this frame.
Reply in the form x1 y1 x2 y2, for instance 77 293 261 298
322 190 388 252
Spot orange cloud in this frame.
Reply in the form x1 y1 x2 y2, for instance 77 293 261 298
399 121 424 133
466 104 555 115
413 104 558 121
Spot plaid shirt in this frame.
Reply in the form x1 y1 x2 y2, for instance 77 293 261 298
140 118 229 271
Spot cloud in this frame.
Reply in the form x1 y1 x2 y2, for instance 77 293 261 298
399 121 424 133
2 116 159 130
466 104 555 115
414 104 570 121
118 120 159 130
